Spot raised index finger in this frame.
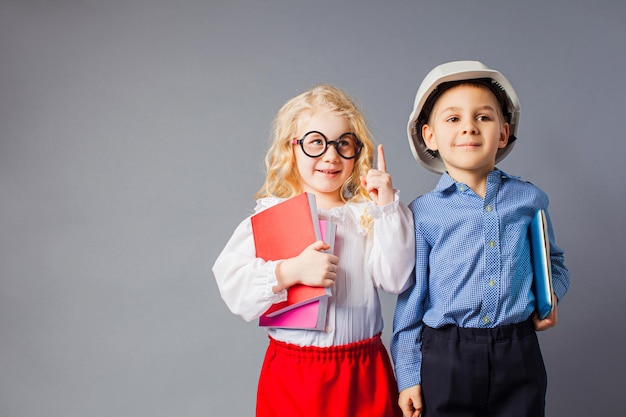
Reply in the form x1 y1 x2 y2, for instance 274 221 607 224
377 144 387 172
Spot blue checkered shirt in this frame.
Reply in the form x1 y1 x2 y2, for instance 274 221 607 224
391 169 570 391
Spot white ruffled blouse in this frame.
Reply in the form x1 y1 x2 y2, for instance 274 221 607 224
212 192 415 347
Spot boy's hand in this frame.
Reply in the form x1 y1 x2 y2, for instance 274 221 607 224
399 385 423 417
274 241 339 292
533 292 559 331
361 144 394 206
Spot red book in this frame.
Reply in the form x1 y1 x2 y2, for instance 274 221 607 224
258 219 336 330
251 193 332 320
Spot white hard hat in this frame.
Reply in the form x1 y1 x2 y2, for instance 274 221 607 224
407 60 521 173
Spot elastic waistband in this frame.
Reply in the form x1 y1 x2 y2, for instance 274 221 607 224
424 318 535 343
268 333 384 359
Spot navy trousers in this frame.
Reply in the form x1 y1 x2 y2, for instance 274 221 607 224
421 318 547 417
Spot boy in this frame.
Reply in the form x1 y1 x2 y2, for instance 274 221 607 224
391 61 570 417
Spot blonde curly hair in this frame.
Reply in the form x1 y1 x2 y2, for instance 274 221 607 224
255 84 375 203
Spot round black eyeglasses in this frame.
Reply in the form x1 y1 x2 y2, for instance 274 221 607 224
292 131 363 159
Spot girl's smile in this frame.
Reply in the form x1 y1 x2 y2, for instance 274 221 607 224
317 168 341 175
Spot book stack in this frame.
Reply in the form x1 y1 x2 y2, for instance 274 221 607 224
251 192 335 330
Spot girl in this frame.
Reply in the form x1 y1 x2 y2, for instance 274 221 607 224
212 84 415 417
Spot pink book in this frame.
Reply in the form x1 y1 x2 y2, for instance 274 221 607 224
258 300 326 330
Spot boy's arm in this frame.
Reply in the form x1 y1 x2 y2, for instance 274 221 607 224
545 210 570 302
391 223 430 391
391 282 425 391
391 199 431 391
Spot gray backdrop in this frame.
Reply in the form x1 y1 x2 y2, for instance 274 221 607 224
1 1 625 416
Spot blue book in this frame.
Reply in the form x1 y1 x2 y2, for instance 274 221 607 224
529 209 553 320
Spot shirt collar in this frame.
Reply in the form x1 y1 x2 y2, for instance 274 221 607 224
434 168 514 194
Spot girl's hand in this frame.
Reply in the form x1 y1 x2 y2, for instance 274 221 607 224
533 292 559 331
361 144 394 206
274 241 339 292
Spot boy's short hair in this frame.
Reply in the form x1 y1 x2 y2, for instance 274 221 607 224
407 61 520 174
420 78 511 126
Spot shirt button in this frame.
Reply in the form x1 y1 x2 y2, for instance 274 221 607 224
325 326 333 333
483 316 491 324
488 240 496 247
485 205 492 212
459 186 466 191
489 279 496 286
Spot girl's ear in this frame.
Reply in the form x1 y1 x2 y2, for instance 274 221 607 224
498 122 510 149
422 124 438 151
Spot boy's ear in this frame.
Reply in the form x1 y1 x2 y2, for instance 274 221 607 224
422 124 438 151
498 122 510 149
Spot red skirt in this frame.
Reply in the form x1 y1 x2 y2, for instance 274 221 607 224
256 333 402 417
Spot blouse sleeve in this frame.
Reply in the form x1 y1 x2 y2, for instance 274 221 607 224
212 216 287 321
367 191 416 294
